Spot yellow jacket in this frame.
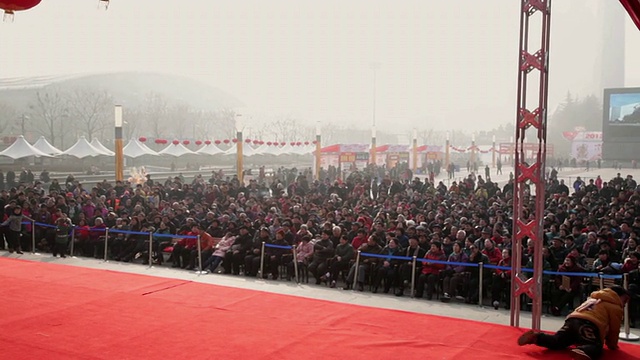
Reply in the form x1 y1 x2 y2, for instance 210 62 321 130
567 288 624 348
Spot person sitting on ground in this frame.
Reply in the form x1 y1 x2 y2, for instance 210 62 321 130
518 286 629 360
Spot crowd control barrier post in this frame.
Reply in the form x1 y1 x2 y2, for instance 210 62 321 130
103 228 110 262
31 221 39 255
478 262 484 307
599 273 604 290
259 242 266 278
410 256 417 298
620 273 640 341
147 231 153 268
292 246 299 284
195 235 207 275
353 250 361 291
70 229 75 257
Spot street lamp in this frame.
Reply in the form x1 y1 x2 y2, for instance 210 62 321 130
315 122 322 180
412 128 418 172
236 114 244 184
114 105 124 182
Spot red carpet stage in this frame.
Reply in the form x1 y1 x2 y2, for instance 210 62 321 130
0 258 638 360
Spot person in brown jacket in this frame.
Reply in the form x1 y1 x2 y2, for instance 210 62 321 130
517 286 630 360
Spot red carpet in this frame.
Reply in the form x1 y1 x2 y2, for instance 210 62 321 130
0 258 638 360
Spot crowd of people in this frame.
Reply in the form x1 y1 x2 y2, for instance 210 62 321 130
1 162 639 328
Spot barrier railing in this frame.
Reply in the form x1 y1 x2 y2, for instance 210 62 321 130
10 221 639 339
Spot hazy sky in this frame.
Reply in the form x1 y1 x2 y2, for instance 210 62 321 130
1 0 639 134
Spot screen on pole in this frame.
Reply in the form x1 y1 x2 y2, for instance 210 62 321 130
602 87 640 160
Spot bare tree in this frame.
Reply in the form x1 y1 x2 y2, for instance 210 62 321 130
0 100 18 135
167 103 191 139
28 88 69 147
66 88 112 141
140 92 169 139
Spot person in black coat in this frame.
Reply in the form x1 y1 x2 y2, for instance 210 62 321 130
395 236 427 296
373 238 402 293
224 226 253 275
308 230 335 285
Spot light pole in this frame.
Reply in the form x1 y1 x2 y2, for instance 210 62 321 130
19 114 29 136
370 62 381 128
412 128 418 172
315 122 321 181
370 126 377 166
492 135 497 168
114 105 124 182
236 114 244 185
445 131 450 171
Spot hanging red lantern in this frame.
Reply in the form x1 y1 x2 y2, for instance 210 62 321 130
312 140 318 145
138 137 147 143
259 141 264 145
195 140 203 146
245 139 251 144
154 139 163 144
223 139 230 144
253 140 259 145
304 141 310 145
266 141 272 146
215 140 221 145
232 138 238 143
296 142 302 146
0 0 41 20
204 140 211 145
280 142 286 146
172 140 179 145
183 140 190 145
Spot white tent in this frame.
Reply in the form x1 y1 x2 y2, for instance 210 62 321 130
62 136 106 158
292 145 314 155
90 138 115 156
273 144 296 156
123 139 159 158
223 144 259 157
0 136 51 159
196 143 225 155
158 142 195 157
32 136 63 155
252 144 271 156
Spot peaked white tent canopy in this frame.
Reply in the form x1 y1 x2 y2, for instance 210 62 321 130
61 136 106 158
123 139 158 158
90 138 115 156
0 136 51 159
252 144 272 156
158 142 195 157
273 144 296 156
196 143 225 155
223 144 259 157
32 136 63 155
292 145 315 155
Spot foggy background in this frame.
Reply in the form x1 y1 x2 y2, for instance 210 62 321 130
0 0 638 141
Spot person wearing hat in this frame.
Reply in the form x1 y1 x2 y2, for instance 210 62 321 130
519 286 630 360
244 227 272 277
223 225 253 275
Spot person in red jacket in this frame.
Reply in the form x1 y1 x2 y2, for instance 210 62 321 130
491 248 512 310
416 241 446 300
482 239 502 265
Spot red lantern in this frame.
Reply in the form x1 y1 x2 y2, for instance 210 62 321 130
245 139 251 143
266 141 272 146
172 140 179 145
312 140 318 145
232 138 238 143
259 141 264 145
223 139 230 144
138 137 147 143
204 140 211 145
0 1 41 19
304 141 310 145
280 142 286 146
154 139 163 144
183 140 190 145
215 140 221 145
253 140 259 145
195 140 203 146
296 142 302 146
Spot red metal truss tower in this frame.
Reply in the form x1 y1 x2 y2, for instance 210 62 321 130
510 0 551 330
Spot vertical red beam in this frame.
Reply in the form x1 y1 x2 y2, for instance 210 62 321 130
510 0 551 331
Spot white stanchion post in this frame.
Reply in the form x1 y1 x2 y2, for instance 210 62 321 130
410 256 417 298
148 231 153 268
259 242 266 278
195 235 207 275
620 273 640 341
70 228 75 257
478 262 484 307
353 250 361 291
103 228 110 262
599 273 604 290
31 221 39 255
292 246 299 284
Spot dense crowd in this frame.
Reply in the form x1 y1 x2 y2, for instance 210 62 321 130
1 164 639 327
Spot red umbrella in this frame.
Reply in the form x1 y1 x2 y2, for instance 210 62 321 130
138 137 147 143
172 140 179 145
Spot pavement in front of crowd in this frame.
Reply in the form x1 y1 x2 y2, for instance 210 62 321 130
4 252 570 332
